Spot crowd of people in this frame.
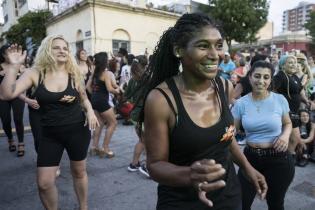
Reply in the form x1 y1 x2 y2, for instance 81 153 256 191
0 12 315 210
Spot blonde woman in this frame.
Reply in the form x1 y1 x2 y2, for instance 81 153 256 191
273 55 314 160
296 53 312 88
0 35 99 210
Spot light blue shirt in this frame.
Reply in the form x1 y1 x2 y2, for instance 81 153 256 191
232 92 290 144
219 60 236 79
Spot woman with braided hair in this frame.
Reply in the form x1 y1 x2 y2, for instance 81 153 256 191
139 13 267 210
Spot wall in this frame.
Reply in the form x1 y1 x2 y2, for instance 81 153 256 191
93 5 177 54
46 6 93 55
46 2 178 55
256 21 273 40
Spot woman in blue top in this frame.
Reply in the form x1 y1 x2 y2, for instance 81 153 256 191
232 61 294 210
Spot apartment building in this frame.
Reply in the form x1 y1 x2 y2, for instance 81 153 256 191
0 0 58 34
282 1 315 32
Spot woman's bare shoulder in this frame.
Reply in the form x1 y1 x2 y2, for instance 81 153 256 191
23 68 40 85
146 79 177 116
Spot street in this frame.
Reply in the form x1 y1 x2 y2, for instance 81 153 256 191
0 114 315 210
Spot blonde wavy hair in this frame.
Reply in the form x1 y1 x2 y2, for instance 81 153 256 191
33 35 83 91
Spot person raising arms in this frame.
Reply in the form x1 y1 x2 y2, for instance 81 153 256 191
0 35 99 210
139 13 267 210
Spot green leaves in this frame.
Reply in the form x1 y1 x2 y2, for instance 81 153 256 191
202 0 269 48
2 10 52 49
305 11 315 44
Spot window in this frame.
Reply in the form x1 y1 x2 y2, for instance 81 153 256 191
4 14 8 24
76 41 83 52
75 29 84 52
18 0 27 8
112 40 130 55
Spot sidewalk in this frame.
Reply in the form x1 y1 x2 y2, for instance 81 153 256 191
0 122 315 210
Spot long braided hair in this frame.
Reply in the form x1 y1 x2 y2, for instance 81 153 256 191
137 13 222 126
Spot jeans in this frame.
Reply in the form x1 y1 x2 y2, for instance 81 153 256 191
238 147 295 210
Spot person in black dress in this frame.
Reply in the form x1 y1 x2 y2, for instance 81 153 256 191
273 55 312 157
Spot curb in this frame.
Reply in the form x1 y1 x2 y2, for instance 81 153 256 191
0 126 32 137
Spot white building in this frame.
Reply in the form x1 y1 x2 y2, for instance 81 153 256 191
0 0 57 33
46 0 179 55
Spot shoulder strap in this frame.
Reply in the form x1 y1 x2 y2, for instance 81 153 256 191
154 87 177 117
31 72 42 97
224 78 229 100
165 78 185 113
216 77 228 103
215 77 229 111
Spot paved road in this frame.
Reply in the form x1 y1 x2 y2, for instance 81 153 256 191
1 120 315 210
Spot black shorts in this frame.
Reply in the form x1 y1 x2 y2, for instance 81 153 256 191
37 122 91 167
91 95 111 113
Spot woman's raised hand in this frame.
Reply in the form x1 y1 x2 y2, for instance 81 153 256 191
190 159 226 207
7 44 27 65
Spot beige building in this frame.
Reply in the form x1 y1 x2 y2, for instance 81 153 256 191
46 0 179 56
256 21 273 40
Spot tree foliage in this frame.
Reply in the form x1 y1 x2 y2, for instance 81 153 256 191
200 0 269 49
2 10 52 49
305 11 315 44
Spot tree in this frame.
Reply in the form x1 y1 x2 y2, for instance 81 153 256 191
200 0 269 49
305 11 315 44
2 10 52 49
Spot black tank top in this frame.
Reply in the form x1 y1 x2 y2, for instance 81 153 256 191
273 71 302 113
34 73 85 127
156 77 240 210
92 76 109 97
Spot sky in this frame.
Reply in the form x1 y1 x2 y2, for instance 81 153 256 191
149 0 315 35
1 0 315 36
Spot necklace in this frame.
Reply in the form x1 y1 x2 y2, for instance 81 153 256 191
251 93 269 113
252 100 262 112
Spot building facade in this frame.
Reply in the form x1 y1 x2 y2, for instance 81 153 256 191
282 1 315 32
232 31 313 56
46 0 179 55
0 0 57 33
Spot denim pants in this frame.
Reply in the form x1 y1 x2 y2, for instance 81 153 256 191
238 147 295 210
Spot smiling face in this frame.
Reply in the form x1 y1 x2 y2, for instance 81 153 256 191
300 111 310 124
51 38 69 64
284 57 297 75
179 26 223 80
249 67 272 94
79 50 87 62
